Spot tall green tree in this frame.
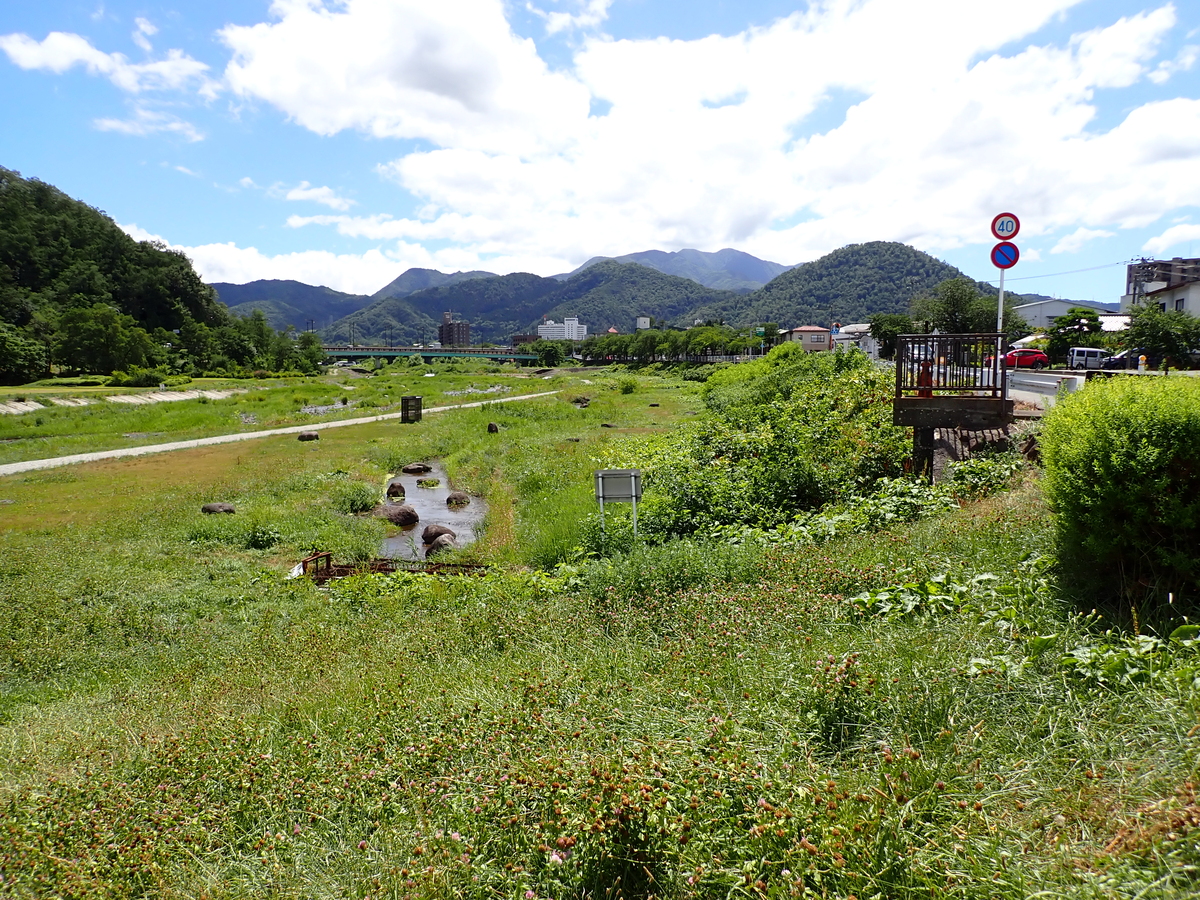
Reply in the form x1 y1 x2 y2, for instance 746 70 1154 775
0 322 48 384
54 303 157 374
1127 305 1200 370
911 277 1026 337
1047 307 1103 360
868 313 914 359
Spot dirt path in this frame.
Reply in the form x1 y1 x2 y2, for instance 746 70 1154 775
0 391 560 478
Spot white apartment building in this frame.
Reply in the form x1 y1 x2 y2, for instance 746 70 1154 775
537 317 588 340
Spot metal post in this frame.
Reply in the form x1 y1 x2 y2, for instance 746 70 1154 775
631 496 637 540
996 268 1006 336
599 497 605 536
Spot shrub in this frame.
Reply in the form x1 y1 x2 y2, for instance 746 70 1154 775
617 377 637 394
107 366 190 388
330 480 379 515
1041 377 1200 616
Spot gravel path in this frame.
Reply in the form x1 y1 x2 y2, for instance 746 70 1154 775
0 390 560 478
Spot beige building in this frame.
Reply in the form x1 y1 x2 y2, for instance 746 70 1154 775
787 325 831 351
1121 257 1200 314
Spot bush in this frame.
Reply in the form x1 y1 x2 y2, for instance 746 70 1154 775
330 480 379 515
617 377 637 394
1041 377 1200 616
107 366 190 388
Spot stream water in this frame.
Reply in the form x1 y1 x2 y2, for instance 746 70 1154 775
379 461 487 560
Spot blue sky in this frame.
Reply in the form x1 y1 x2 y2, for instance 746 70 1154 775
2 0 1198 302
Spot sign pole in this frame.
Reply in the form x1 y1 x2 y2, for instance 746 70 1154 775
996 267 1006 335
631 496 638 539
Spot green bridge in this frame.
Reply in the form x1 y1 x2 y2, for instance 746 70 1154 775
322 345 538 364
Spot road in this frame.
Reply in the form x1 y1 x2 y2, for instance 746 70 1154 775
0 390 560 478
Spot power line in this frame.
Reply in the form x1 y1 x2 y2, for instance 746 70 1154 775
998 260 1127 282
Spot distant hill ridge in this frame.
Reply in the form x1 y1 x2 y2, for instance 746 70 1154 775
211 242 1087 346
558 248 795 292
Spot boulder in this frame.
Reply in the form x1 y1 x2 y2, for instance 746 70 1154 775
487 422 499 433
446 491 470 508
422 524 456 543
600 423 615 428
201 502 236 515
649 403 659 407
425 533 458 557
386 481 405 498
402 462 432 474
376 503 419 526
298 431 320 442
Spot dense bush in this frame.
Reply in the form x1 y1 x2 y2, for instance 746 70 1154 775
1041 376 1200 616
107 366 190 388
329 479 380 515
606 346 908 538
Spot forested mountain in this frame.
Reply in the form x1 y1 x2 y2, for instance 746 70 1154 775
560 248 793 292
370 267 496 301
323 261 739 345
694 241 986 328
0 167 323 381
212 280 373 332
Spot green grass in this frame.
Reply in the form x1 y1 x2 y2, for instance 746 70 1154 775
2 375 1199 899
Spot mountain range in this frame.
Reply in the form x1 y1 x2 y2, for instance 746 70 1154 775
211 243 1093 346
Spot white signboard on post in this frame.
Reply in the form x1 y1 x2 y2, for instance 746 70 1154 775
594 469 642 537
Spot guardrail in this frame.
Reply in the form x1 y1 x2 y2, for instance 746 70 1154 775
1007 371 1085 403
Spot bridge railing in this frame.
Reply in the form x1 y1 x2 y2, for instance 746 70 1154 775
895 334 1006 400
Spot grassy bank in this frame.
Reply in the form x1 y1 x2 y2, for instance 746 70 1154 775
2 372 1198 898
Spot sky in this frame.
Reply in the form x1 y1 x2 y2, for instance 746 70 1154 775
1 0 1199 303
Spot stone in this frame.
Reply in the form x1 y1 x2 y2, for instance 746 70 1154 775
600 423 615 428
201 502 236 514
487 422 499 433
386 481 405 498
376 503 419 526
446 491 470 508
422 524 456 543
425 533 458 557
298 431 320 441
649 403 659 407
402 462 432 474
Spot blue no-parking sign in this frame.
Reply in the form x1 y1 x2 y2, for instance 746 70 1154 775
991 241 1019 269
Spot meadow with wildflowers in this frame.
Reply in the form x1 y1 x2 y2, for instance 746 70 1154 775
2 359 1199 899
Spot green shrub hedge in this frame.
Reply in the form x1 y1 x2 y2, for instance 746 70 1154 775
1041 376 1200 616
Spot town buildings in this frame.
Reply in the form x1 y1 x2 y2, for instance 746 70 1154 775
537 317 588 341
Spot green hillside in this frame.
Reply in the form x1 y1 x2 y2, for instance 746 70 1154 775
542 260 739 332
212 280 373 332
562 248 793 292
0 168 325 380
325 262 739 345
691 241 977 328
370 267 496 301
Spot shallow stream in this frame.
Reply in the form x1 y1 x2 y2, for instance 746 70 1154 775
379 461 486 560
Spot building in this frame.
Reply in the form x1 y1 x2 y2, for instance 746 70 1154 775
786 325 831 351
1011 298 1113 330
511 334 538 346
1121 257 1200 314
537 317 588 341
636 316 651 331
830 323 879 358
438 311 470 347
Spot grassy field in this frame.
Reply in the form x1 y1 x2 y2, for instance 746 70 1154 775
2 369 1199 899
0 363 589 465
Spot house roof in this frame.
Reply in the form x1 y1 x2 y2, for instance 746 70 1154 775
791 325 830 332
1012 298 1113 312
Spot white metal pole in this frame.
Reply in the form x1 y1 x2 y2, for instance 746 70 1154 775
996 268 1006 336
631 496 638 540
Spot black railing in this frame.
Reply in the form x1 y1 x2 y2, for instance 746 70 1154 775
895 334 1006 400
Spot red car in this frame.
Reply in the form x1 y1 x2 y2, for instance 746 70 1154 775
985 348 1049 369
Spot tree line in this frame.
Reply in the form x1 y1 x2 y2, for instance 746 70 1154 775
0 168 324 385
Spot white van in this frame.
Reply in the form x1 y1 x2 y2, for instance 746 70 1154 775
1067 347 1111 370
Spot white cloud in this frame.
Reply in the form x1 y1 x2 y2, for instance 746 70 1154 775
1051 227 1115 254
1143 223 1200 255
219 0 589 153
94 106 204 141
1149 43 1198 83
132 17 158 52
0 30 213 94
527 0 613 35
282 180 356 211
73 0 1200 285
239 176 258 188
174 164 199 176
118 222 465 294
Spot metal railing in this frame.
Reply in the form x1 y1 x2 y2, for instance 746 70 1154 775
895 334 1006 400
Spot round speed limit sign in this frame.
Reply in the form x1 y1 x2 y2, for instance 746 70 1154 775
991 212 1020 241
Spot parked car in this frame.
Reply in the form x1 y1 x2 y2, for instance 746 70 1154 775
1102 348 1162 370
985 348 1050 369
1067 347 1111 370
